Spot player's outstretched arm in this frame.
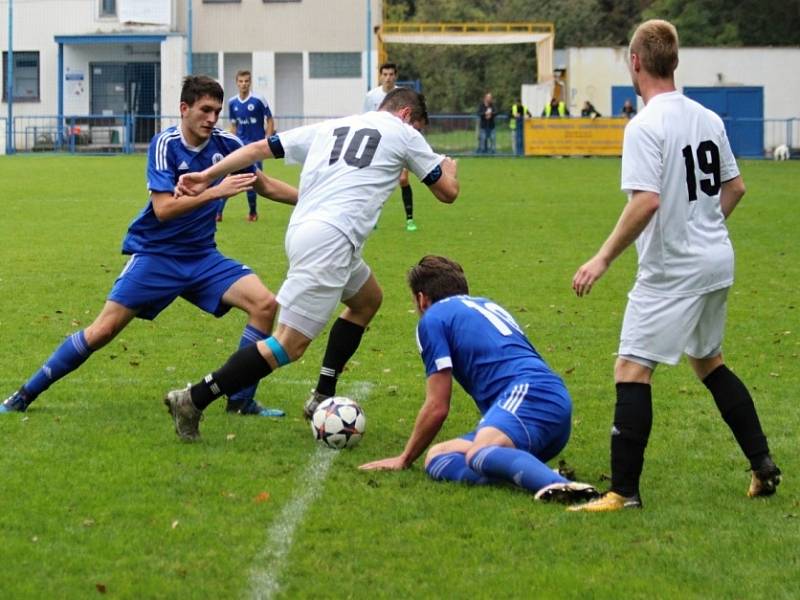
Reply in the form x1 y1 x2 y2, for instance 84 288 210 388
177 139 273 196
359 371 452 471
154 173 256 221
572 190 659 297
253 171 298 206
427 157 459 204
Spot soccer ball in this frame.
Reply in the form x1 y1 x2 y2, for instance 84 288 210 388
310 397 366 449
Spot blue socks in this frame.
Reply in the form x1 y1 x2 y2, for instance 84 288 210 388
426 452 489 485
227 324 269 405
23 331 93 401
468 446 567 493
247 190 258 214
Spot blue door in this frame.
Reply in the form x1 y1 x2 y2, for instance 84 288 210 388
684 87 763 157
611 86 637 117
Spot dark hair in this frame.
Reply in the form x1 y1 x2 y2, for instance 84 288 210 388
630 19 679 78
235 70 252 79
379 62 397 73
181 75 224 105
379 87 429 125
408 256 469 303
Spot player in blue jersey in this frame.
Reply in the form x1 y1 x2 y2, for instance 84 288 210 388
359 256 599 504
217 70 275 222
1 75 297 418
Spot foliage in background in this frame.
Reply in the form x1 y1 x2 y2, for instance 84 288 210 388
383 0 800 112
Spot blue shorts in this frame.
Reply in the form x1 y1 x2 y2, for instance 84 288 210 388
463 380 572 462
108 251 253 320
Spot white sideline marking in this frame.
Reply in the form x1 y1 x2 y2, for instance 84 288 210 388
248 445 336 600
248 382 373 600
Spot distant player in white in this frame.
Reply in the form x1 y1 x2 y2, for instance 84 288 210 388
570 19 780 512
164 88 459 440
364 62 418 231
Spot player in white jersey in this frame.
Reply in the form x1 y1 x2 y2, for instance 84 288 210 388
364 62 418 231
569 19 780 512
163 88 459 440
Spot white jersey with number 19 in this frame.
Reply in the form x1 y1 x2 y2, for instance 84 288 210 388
621 91 740 297
276 111 443 249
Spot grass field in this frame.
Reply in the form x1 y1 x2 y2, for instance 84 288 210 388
0 154 797 599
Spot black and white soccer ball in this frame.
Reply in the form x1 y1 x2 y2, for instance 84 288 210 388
310 397 366 449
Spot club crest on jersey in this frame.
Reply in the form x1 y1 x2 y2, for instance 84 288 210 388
212 153 224 164
248 104 255 111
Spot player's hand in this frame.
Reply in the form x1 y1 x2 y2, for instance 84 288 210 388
176 171 212 197
572 255 609 297
214 173 257 199
358 456 409 471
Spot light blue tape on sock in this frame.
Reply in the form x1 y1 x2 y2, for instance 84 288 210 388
265 336 291 366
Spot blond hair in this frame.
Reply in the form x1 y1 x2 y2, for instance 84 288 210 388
630 19 679 78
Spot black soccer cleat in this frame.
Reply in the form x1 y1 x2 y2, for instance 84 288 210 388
303 389 331 421
748 456 782 498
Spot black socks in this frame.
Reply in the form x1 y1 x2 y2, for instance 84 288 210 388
315 318 366 397
191 344 273 410
703 364 769 469
610 382 653 498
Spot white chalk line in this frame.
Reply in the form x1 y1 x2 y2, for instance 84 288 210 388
247 381 374 600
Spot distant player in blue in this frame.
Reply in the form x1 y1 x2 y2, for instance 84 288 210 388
360 255 599 504
1 75 296 418
218 70 275 222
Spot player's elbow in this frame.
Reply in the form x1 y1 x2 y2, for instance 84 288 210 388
434 181 459 204
728 177 746 199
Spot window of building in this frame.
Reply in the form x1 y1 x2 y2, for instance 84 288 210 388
100 0 116 17
191 53 219 79
309 53 361 79
2 51 40 102
203 0 241 3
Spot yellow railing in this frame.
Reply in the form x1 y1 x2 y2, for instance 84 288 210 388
380 22 554 35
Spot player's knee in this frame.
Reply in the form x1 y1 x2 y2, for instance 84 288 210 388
85 320 120 349
424 442 449 468
251 291 278 321
399 171 410 187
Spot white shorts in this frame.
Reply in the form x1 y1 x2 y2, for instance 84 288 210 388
619 286 729 366
276 220 371 339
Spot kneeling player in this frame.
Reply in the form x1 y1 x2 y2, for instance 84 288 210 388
359 256 598 504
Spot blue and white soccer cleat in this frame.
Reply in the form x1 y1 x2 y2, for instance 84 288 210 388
0 388 30 413
226 398 285 418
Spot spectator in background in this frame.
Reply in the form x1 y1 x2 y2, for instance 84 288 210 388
581 100 602 119
476 92 497 154
542 97 569 118
621 98 637 119
510 98 532 155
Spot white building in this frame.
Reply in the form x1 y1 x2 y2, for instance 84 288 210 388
0 0 382 152
564 46 800 154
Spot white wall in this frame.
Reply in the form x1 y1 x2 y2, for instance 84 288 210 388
566 46 800 119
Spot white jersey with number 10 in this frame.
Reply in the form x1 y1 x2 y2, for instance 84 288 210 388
277 111 443 249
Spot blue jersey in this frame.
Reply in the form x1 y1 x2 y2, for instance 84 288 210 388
122 126 254 257
228 94 272 143
416 295 563 414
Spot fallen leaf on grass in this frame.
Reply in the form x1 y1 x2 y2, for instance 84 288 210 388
171 520 179 529
254 491 271 503
96 583 107 594
226 433 236 441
